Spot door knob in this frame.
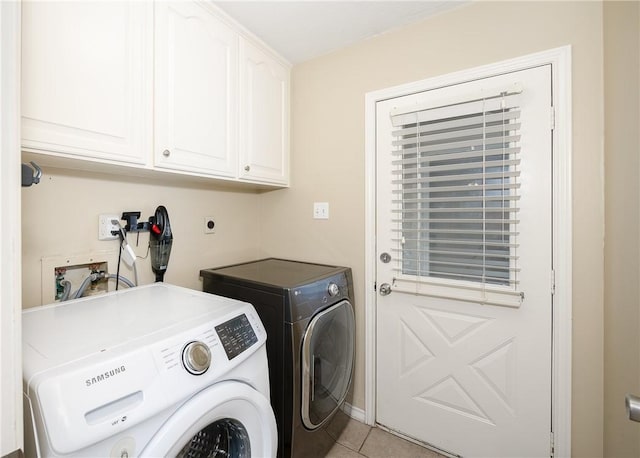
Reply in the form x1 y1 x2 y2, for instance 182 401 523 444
626 394 640 422
379 283 392 296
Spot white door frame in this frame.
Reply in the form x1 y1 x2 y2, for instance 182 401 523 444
364 46 572 457
0 0 23 455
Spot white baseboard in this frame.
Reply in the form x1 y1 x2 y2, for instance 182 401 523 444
341 402 367 424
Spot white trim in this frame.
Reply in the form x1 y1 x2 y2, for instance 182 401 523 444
0 1 23 455
364 77 377 427
364 46 572 456
341 402 366 424
549 46 573 458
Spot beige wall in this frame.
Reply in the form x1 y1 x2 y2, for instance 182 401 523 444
604 2 640 457
21 168 263 308
20 1 611 455
259 1 605 456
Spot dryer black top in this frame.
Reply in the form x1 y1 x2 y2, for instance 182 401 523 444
200 258 346 289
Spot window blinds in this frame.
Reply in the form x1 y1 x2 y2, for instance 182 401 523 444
389 89 522 299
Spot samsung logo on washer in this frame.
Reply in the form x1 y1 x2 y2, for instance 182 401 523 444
85 365 127 387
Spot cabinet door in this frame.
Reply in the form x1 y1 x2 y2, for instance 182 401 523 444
154 2 237 177
21 1 149 165
239 39 290 185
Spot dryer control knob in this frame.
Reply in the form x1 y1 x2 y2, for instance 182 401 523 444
182 341 211 375
327 283 340 297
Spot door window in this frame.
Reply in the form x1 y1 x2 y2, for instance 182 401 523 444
391 94 521 288
301 300 355 429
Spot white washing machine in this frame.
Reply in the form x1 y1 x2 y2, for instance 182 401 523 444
22 283 277 458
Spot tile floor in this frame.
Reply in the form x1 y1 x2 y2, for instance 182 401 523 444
324 411 446 458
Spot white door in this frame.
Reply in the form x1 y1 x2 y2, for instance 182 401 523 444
376 66 553 457
154 1 237 177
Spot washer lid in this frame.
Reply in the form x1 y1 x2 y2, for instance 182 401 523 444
22 284 249 375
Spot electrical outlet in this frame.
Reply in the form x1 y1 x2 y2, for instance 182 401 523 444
313 202 329 219
204 216 216 234
98 214 120 240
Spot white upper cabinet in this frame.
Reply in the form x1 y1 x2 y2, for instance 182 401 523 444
21 1 290 187
154 2 237 177
239 39 290 185
21 1 150 165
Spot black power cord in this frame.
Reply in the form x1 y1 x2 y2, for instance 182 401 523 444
113 220 128 292
116 241 122 291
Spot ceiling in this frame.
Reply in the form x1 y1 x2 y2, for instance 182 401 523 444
214 1 469 64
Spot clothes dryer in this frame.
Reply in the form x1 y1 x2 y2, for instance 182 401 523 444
22 283 277 458
201 258 355 458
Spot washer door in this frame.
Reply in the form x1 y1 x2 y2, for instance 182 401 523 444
140 381 277 458
301 300 355 430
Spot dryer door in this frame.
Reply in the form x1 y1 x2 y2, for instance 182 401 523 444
140 381 276 457
301 300 355 429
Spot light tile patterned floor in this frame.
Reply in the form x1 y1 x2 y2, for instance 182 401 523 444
324 411 446 458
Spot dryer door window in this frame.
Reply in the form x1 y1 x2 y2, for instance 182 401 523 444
301 300 355 430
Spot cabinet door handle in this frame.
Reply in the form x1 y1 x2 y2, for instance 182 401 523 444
244 165 250 172
162 149 171 157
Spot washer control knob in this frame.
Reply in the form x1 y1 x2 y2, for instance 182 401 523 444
327 283 340 297
182 341 211 375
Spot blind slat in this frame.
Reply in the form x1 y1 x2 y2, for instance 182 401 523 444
392 182 521 195
391 87 522 126
392 263 520 280
392 159 520 176
392 122 521 147
394 208 519 215
394 195 520 204
391 110 520 137
392 238 518 248
391 247 516 259
392 147 520 166
394 229 519 237
392 170 520 185
392 140 521 158
392 128 520 148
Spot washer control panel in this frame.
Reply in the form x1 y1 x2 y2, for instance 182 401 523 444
156 308 265 377
215 313 258 360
